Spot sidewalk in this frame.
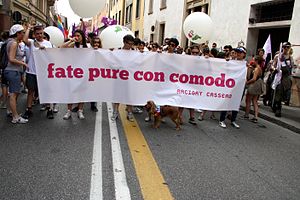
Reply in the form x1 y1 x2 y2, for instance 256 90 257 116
240 100 300 134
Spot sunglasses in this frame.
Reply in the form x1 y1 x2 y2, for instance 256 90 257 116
191 51 199 54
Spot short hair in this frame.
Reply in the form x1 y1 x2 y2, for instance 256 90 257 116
33 25 44 33
168 38 179 47
202 47 210 54
152 42 160 48
224 45 232 51
134 37 141 45
1 31 9 40
139 41 145 46
211 48 219 57
217 52 226 58
123 34 135 43
190 44 200 51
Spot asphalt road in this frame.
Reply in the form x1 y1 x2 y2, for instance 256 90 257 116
0 95 299 200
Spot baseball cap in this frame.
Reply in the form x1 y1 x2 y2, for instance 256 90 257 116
234 46 247 54
9 24 24 36
282 42 291 47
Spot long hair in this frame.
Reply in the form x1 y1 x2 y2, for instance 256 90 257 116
74 29 87 48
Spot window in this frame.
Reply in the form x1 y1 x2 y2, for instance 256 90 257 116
38 0 44 12
148 0 153 14
126 4 133 23
136 0 140 18
159 23 165 45
160 0 167 10
118 11 121 25
135 31 139 37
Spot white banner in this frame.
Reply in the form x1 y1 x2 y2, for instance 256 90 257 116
33 49 246 111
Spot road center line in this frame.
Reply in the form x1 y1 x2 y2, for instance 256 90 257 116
107 103 131 200
90 102 103 200
119 105 174 200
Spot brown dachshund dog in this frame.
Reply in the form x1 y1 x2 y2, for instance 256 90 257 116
145 100 181 130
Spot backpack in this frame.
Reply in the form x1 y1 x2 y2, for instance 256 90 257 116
0 42 8 69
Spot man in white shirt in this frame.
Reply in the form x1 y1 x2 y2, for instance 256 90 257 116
22 25 53 119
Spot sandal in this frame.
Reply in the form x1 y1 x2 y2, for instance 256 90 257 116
251 118 258 123
243 115 249 119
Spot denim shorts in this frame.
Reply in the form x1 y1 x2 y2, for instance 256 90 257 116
4 70 22 93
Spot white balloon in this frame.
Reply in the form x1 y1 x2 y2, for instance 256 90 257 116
44 26 64 47
183 12 213 44
100 25 134 49
69 0 106 18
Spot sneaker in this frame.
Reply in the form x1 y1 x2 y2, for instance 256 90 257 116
189 118 197 125
231 121 240 129
22 109 33 119
63 110 72 120
40 104 47 111
72 106 79 112
133 107 143 114
11 116 28 124
127 112 134 122
198 115 203 121
91 106 98 112
219 121 227 128
111 111 119 121
78 110 85 119
47 109 54 119
53 104 59 113
145 116 151 122
275 110 281 117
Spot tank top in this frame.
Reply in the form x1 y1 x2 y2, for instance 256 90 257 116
5 38 25 72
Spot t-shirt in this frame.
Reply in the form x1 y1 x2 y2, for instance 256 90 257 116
27 39 53 75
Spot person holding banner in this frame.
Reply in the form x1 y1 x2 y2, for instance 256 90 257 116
219 46 247 128
22 24 54 120
178 45 199 125
61 30 88 120
111 34 136 122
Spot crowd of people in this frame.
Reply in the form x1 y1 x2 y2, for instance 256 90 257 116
0 23 297 129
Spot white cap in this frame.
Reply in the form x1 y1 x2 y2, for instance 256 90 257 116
9 24 24 36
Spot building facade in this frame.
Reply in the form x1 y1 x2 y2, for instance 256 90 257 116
143 0 299 58
108 0 145 39
144 0 185 45
210 0 300 58
0 0 55 32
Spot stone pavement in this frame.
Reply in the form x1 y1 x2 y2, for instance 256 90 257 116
240 100 300 134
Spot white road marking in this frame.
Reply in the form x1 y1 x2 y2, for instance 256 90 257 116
90 102 103 200
107 103 131 200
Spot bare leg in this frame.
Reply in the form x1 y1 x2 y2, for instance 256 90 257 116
9 93 19 118
253 95 259 119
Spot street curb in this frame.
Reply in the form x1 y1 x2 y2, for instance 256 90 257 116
240 106 300 134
